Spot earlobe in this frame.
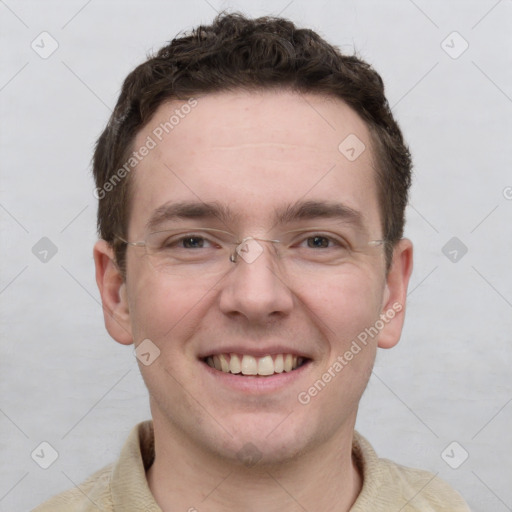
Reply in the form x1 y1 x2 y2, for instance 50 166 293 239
93 239 134 345
377 238 413 349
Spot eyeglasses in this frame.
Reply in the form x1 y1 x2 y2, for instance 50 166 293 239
116 226 387 277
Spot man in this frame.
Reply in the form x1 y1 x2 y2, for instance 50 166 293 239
34 12 469 511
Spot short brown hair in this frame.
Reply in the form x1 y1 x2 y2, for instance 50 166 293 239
93 12 412 276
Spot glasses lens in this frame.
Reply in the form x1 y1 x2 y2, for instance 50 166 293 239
145 228 236 275
140 226 383 276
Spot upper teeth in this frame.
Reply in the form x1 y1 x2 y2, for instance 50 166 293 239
205 354 304 376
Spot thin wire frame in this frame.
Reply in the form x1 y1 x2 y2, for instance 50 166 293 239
116 227 387 274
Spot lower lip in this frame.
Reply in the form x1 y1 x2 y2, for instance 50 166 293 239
200 360 312 393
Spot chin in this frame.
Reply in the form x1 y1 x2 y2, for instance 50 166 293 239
209 411 316 466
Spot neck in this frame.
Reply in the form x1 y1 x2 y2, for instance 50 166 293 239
147 416 362 512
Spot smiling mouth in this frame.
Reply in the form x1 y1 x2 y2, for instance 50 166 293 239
203 353 309 377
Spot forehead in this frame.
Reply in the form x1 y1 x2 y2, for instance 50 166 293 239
128 90 380 235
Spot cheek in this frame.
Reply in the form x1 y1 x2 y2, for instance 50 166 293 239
302 274 380 410
295 267 384 342
127 270 202 344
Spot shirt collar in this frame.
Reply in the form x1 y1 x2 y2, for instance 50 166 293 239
111 420 161 511
109 421 380 511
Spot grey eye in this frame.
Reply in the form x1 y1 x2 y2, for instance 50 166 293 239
181 236 206 249
306 236 330 248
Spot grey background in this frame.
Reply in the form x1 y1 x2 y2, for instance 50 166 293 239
1 0 511 510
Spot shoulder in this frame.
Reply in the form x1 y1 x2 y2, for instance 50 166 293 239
352 432 470 512
32 421 156 512
378 458 470 511
32 464 114 511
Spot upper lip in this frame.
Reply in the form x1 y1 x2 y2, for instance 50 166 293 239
197 345 312 360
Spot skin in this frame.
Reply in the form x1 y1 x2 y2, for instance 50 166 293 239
94 90 413 511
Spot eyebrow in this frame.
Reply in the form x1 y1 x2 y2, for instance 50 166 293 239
145 199 366 232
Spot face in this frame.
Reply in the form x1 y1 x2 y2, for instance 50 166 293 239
95 90 412 465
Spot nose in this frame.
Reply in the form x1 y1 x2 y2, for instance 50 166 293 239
218 238 294 323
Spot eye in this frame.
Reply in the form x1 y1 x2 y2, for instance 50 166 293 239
180 236 208 249
159 233 216 250
299 233 348 250
306 235 331 249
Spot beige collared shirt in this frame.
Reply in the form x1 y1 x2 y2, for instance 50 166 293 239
33 421 470 511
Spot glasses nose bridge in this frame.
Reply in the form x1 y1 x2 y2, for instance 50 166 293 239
229 235 281 264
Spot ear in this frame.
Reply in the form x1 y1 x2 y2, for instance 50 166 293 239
377 238 413 349
93 239 133 345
